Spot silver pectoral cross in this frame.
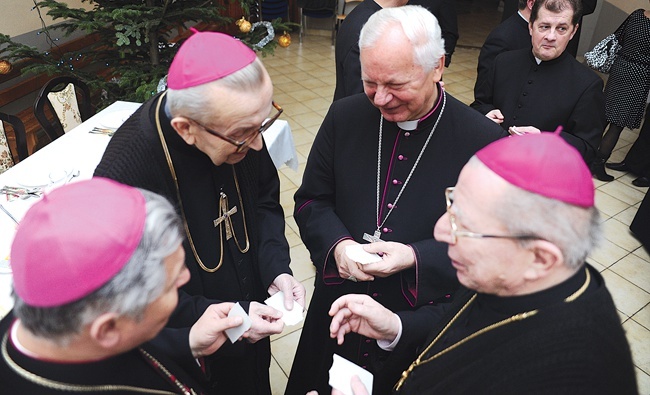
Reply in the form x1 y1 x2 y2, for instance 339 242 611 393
214 194 238 240
363 229 383 243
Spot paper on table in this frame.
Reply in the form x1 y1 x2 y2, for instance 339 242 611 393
224 302 252 343
345 244 382 264
265 291 304 326
329 354 373 395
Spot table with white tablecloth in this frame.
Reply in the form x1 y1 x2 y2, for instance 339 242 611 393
0 100 297 317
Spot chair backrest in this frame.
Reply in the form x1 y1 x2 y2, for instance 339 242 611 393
261 0 290 21
34 76 93 142
0 112 28 174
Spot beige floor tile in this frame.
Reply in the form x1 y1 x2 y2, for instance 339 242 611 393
633 303 650 330
602 270 650 317
614 205 640 227
633 246 650 263
586 259 607 273
290 243 317 282
635 367 650 395
291 112 324 129
277 81 309 94
300 97 331 113
611 253 650 294
280 189 296 219
280 163 306 187
278 171 298 192
599 180 646 206
284 215 300 235
292 127 318 146
287 89 322 103
590 237 632 268
270 356 288 395
282 101 314 117
623 319 650 374
595 189 633 217
270 328 302 374
285 226 303 248
601 218 642 252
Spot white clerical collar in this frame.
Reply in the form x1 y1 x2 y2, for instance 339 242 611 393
10 320 40 358
534 56 542 64
517 10 529 22
396 120 419 131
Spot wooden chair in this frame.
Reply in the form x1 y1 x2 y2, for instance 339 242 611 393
34 76 93 142
0 112 29 174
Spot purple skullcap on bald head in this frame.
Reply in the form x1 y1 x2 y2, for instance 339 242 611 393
167 28 256 89
475 127 594 207
11 178 146 307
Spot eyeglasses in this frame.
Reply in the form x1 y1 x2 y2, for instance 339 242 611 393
444 187 540 244
189 101 283 153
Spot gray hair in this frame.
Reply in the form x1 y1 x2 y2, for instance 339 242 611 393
471 157 601 270
166 57 268 124
14 189 184 345
359 5 446 73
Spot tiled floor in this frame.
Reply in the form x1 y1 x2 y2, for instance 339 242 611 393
263 8 650 394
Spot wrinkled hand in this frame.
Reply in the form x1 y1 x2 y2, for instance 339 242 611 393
189 303 244 358
508 125 540 135
329 294 400 346
242 301 284 343
268 273 306 310
358 242 415 278
334 240 374 282
485 109 504 124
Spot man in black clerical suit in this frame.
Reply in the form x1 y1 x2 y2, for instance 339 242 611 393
0 178 248 394
472 0 605 163
501 0 597 57
286 6 506 394
328 131 637 394
95 30 305 394
474 0 533 98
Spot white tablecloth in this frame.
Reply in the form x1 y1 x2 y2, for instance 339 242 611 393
0 101 297 317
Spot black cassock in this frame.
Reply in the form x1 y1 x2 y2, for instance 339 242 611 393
382 266 637 394
472 49 605 163
95 92 291 395
0 312 208 394
285 88 506 394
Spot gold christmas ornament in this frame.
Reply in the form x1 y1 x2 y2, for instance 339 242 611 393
0 60 12 75
278 32 291 48
236 17 252 33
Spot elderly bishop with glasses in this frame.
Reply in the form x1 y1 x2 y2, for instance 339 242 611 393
327 130 637 394
95 30 304 395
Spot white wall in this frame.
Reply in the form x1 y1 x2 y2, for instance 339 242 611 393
4 0 92 37
580 0 647 55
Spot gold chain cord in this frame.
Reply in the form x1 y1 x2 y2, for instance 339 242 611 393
395 268 591 391
1 333 178 394
155 93 249 273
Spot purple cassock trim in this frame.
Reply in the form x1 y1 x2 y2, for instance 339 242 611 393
323 236 354 283
295 198 314 215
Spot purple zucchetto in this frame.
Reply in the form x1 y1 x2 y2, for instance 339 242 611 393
475 127 595 207
11 178 146 307
167 28 256 90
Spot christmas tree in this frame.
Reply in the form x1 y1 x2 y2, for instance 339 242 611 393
0 0 295 107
